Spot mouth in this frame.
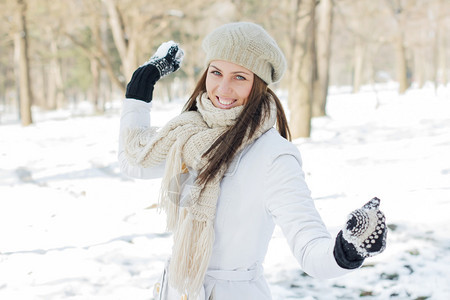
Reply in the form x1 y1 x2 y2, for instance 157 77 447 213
216 96 237 108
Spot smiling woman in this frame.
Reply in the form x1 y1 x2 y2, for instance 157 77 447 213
206 61 254 109
118 22 387 300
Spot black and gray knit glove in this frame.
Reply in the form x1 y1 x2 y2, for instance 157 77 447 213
125 41 184 102
334 197 387 269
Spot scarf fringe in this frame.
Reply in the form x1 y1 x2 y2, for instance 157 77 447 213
169 214 215 298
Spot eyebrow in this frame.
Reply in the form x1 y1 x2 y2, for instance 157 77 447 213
209 64 252 76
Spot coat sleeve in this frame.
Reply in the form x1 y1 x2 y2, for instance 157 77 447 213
264 153 355 279
118 98 164 179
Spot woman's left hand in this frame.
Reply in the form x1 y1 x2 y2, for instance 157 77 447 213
334 197 387 269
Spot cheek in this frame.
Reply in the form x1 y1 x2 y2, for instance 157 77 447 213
239 84 253 99
205 75 214 95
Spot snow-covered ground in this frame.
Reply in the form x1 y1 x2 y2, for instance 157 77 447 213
1 85 449 299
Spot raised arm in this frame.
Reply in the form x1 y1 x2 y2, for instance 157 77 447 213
118 41 184 179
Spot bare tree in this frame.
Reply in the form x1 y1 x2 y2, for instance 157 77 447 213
288 0 317 138
45 25 65 110
384 0 409 94
313 0 333 117
101 0 137 83
334 0 389 93
0 1 16 117
432 0 447 91
100 0 186 92
15 0 33 126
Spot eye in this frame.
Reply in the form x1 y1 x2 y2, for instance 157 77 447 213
210 70 221 76
236 75 246 80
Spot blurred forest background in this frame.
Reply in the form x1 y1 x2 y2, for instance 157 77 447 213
0 0 449 138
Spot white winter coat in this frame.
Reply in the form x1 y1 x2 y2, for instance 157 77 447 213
118 99 354 300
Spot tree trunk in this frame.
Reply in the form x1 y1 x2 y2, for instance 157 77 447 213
353 37 366 93
394 35 408 94
442 34 448 86
47 30 65 110
15 0 33 126
90 57 102 113
102 0 137 82
312 0 333 117
89 14 102 113
433 25 440 93
435 0 446 90
413 47 425 88
288 0 316 139
0 64 6 118
384 0 409 94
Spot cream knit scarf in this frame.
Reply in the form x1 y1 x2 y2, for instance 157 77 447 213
124 93 276 297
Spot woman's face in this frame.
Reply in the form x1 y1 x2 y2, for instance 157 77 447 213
205 60 254 109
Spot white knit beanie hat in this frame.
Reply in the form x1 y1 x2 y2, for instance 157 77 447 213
202 22 287 85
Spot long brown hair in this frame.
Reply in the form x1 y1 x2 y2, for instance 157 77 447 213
182 69 291 185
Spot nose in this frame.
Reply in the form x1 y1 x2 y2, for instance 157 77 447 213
217 78 232 94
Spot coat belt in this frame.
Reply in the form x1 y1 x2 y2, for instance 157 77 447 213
205 264 263 282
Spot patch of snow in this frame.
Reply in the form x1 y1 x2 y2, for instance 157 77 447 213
1 85 449 299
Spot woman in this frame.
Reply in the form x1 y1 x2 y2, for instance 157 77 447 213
119 22 387 300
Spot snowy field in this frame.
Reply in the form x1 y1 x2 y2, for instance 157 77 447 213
1 84 450 299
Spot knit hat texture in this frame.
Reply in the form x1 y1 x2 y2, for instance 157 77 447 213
202 22 286 85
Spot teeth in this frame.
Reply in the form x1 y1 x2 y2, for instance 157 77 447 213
218 97 234 105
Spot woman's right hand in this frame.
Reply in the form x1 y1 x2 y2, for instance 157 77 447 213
125 41 184 103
